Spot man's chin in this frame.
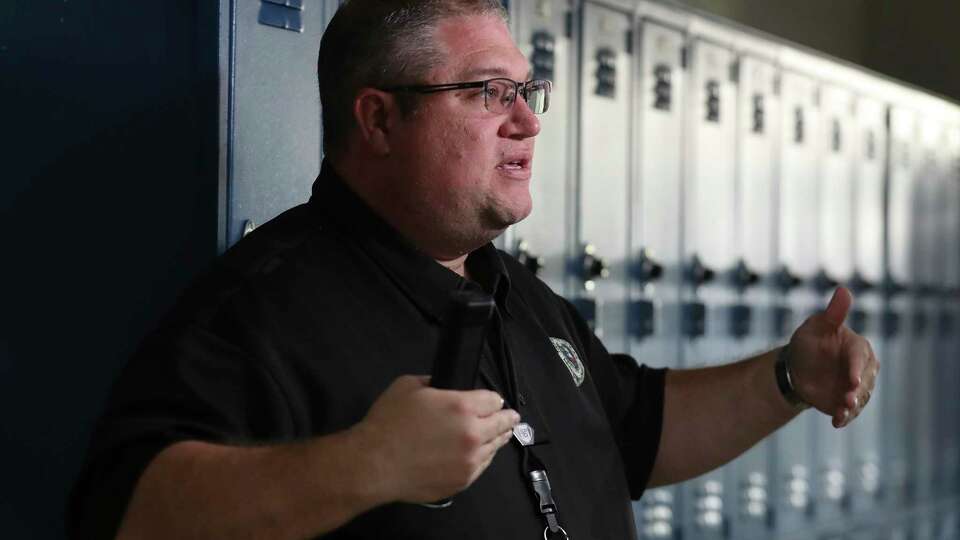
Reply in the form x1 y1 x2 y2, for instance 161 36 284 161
482 204 532 231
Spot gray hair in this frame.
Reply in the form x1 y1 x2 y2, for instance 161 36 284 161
318 0 508 157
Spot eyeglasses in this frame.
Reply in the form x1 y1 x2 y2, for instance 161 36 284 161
382 78 552 115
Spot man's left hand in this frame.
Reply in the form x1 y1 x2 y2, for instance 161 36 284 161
787 287 880 428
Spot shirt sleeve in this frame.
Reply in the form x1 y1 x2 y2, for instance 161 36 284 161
558 296 667 500
66 290 291 540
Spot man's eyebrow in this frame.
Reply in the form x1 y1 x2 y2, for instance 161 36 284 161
459 66 535 80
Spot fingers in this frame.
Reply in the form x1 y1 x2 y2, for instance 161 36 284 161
476 409 521 443
822 287 853 329
456 389 506 417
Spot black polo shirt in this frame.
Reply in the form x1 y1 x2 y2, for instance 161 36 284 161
68 161 666 540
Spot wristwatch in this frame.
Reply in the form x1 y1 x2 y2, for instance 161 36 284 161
775 345 810 411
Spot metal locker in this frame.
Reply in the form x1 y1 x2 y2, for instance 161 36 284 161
222 0 341 250
811 83 857 527
882 105 917 511
630 17 686 540
910 115 944 508
575 1 633 352
727 52 781 540
845 94 886 518
942 126 960 501
680 36 739 540
772 69 821 537
932 123 960 501
505 0 577 294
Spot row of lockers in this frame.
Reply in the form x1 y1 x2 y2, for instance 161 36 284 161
497 2 960 540
221 1 960 539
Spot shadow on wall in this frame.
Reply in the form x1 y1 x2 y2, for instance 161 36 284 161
0 2 219 538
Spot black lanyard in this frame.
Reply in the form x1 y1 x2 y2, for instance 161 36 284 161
486 307 571 539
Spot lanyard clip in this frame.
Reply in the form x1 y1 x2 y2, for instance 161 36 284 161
529 469 557 515
530 469 569 539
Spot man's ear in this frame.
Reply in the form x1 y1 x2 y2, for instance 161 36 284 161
352 88 396 156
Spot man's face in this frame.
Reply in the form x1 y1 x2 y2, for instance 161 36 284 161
387 14 540 254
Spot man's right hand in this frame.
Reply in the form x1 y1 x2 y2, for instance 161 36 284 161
354 375 520 504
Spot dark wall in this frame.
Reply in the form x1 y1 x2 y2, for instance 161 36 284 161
677 0 960 103
0 2 219 537
864 1 960 103
677 0 870 66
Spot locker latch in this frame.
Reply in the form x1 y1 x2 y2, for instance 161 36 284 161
729 303 752 339
631 299 656 339
881 309 901 338
773 306 794 338
682 302 706 338
849 309 868 334
572 297 598 330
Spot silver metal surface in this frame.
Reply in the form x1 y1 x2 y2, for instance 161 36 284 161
225 0 340 249
506 0 577 294
576 1 633 351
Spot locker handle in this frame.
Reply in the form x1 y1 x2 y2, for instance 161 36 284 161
685 255 714 287
847 272 875 294
581 244 610 281
775 265 802 292
881 276 907 297
813 269 839 293
731 259 760 290
516 239 545 276
634 248 664 283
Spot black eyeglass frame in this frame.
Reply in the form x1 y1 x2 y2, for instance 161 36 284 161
381 77 552 114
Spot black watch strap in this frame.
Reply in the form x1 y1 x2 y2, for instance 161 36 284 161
776 345 810 411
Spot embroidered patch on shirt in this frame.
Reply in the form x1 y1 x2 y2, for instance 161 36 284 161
550 337 585 387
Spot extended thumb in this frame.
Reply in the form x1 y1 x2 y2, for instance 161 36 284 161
822 287 853 328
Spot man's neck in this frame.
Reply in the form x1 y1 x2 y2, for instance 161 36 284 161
436 254 470 279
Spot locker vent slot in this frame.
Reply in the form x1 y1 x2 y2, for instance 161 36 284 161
752 94 765 134
259 1 304 32
705 80 720 123
794 107 805 144
595 47 617 98
653 64 672 111
531 31 556 81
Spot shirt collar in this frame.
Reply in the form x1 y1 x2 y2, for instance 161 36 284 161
308 160 512 322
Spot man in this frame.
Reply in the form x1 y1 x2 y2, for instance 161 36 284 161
68 1 879 539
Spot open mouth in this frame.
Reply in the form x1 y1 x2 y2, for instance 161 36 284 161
498 159 528 170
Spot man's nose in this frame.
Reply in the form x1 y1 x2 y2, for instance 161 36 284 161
499 95 541 139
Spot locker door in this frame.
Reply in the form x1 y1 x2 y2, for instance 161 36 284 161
773 70 821 536
911 116 944 507
728 53 780 540
845 95 886 517
882 106 916 509
507 0 577 294
943 127 960 500
812 83 857 526
932 124 960 500
575 2 632 352
631 18 685 540
224 0 341 249
680 37 739 540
